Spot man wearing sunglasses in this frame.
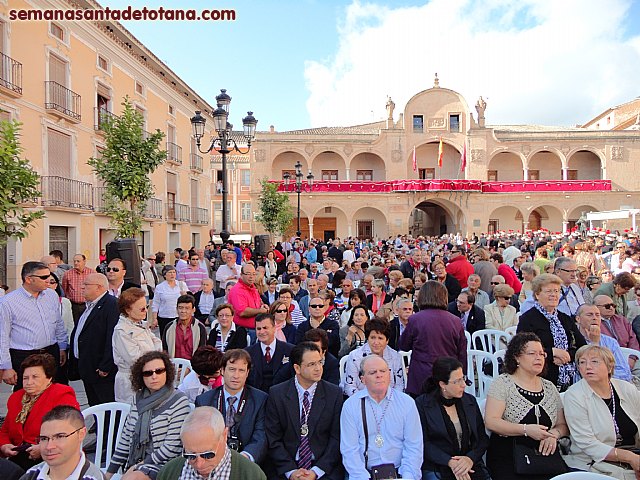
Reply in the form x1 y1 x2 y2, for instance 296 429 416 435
0 261 68 390
594 295 640 353
21 405 103 480
105 258 140 298
157 407 265 480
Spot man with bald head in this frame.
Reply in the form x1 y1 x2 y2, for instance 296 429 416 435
69 273 119 405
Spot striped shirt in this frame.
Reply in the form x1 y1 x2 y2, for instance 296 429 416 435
0 287 68 369
61 267 93 303
107 391 191 476
178 267 208 294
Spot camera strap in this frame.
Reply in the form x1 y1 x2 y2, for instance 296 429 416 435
218 388 248 433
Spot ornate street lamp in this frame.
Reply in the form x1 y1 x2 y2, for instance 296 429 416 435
283 160 314 237
191 89 257 244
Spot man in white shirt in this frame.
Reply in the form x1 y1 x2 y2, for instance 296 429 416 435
21 405 104 480
216 250 242 290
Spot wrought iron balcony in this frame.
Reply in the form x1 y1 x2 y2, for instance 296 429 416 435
191 207 209 225
94 186 108 213
166 202 190 222
40 176 93 210
94 107 118 131
144 198 163 219
0 52 22 96
190 153 203 173
166 142 182 165
45 81 81 122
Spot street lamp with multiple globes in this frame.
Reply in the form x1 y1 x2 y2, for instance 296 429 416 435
283 160 314 237
190 89 257 244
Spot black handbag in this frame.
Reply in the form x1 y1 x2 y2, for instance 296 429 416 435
362 398 398 480
513 440 569 475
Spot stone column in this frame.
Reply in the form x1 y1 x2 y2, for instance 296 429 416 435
523 168 529 181
308 222 314 240
345 168 350 181
562 167 568 181
347 223 352 237
562 221 569 235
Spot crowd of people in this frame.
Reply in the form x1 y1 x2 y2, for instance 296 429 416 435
2 228 640 479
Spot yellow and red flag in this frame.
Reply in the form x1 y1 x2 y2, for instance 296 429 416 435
412 145 417 172
460 141 467 172
437 137 444 168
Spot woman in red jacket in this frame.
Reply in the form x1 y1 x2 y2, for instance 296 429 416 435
0 353 79 470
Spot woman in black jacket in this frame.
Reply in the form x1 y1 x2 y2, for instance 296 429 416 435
206 303 248 352
415 357 491 480
517 273 586 391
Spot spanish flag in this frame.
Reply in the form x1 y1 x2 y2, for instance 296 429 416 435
438 137 444 168
412 145 417 172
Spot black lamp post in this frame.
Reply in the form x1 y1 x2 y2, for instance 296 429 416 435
283 160 314 237
191 89 257 244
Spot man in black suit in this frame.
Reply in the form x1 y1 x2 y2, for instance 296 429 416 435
105 258 140 297
447 291 486 336
303 328 340 385
245 313 294 393
265 342 343 480
68 273 119 405
195 349 268 464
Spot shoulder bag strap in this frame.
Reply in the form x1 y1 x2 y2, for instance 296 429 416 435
361 397 368 470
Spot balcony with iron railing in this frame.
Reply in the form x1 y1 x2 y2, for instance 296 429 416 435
144 198 163 219
0 52 22 97
166 142 182 165
40 176 93 210
44 81 81 122
94 107 118 132
166 202 190 222
94 186 107 213
190 153 203 173
191 206 209 225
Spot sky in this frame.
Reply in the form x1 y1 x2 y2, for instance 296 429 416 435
101 0 640 132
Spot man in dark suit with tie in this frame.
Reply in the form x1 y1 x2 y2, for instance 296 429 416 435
246 313 294 393
68 273 119 406
195 349 268 464
447 291 486 336
265 342 343 480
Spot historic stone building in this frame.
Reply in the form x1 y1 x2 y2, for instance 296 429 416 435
250 75 640 242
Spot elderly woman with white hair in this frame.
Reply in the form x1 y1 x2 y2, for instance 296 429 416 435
563 344 640 478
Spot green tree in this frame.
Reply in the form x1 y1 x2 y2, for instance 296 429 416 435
0 119 45 246
255 178 294 241
88 97 165 239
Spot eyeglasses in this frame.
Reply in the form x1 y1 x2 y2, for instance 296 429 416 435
30 274 51 280
578 359 603 368
142 367 167 377
183 450 216 461
37 427 83 444
596 303 615 309
448 376 468 385
275 309 288 314
105 267 121 272
190 258 199 261
302 359 325 368
309 304 324 308
559 268 578 274
523 351 547 358
217 313 233 318
137 305 149 312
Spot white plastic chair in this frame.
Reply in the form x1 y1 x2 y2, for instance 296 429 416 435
171 358 192 388
82 402 131 472
466 349 498 399
505 325 518 339
472 329 511 353
464 330 472 351
339 355 349 385
399 350 412 386
551 472 611 479
620 346 640 363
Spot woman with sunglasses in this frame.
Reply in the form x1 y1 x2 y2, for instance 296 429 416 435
112 288 162 403
269 299 297 344
416 357 491 480
106 351 190 480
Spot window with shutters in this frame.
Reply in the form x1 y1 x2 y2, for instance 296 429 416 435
135 81 144 96
321 170 338 181
241 170 251 187
167 172 178 220
135 105 147 131
97 55 109 73
356 170 373 181
50 23 65 42
47 128 71 178
487 170 498 181
168 104 175 116
48 54 67 87
241 202 251 221
0 21 5 54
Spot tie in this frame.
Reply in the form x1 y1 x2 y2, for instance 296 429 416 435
265 346 272 363
226 396 237 431
298 391 312 469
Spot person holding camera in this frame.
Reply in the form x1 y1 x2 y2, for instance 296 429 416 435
195 349 268 465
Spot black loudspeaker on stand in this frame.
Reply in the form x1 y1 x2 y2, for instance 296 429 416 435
106 238 141 285
254 235 270 257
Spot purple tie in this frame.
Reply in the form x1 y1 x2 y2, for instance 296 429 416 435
298 391 312 469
